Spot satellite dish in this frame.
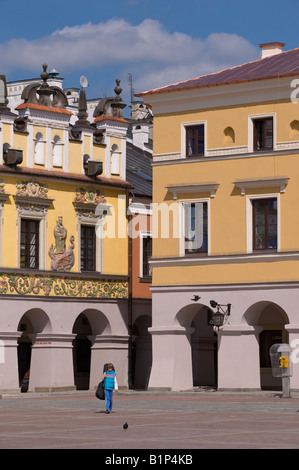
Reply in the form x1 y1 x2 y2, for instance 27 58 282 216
80 76 88 88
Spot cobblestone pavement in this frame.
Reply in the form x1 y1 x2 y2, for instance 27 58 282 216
0 390 299 451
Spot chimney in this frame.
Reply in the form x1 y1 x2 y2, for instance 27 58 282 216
259 42 285 59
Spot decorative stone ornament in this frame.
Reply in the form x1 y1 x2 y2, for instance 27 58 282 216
48 217 75 271
16 180 49 198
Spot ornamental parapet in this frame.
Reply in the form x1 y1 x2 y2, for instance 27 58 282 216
0 270 128 299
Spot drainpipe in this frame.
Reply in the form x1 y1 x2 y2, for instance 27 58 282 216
127 187 133 389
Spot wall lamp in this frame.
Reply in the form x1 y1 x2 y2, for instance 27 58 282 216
209 300 231 329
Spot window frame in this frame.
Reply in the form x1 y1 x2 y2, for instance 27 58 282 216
16 206 47 270
253 117 273 151
180 199 210 256
80 224 96 272
181 121 206 158
76 215 103 273
246 194 280 254
140 231 152 278
20 218 40 270
248 113 276 153
252 198 278 251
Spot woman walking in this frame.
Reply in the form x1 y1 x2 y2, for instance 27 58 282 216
103 363 118 414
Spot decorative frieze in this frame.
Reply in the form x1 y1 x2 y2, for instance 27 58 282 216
0 272 128 299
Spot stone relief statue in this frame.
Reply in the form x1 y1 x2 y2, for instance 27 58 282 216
53 216 67 254
48 217 75 271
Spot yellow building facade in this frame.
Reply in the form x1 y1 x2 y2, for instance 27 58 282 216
138 43 299 392
0 67 131 393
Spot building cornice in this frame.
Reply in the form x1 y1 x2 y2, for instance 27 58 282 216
0 165 132 190
143 77 296 115
150 251 299 268
166 183 219 199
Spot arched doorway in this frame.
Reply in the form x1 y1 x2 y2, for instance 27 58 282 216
17 309 51 392
258 303 289 390
72 313 92 390
243 301 289 391
191 307 217 388
132 315 152 389
176 303 217 388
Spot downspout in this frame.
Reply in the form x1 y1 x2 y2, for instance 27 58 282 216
127 187 133 389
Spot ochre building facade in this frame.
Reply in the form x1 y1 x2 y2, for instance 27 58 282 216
138 42 299 391
0 67 133 393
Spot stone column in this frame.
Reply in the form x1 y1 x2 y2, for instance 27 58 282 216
29 333 76 392
89 334 129 391
217 325 262 391
148 326 194 391
0 332 21 393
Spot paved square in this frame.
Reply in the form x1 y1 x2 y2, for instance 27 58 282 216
0 391 299 450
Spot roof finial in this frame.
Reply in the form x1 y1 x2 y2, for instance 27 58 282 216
114 78 122 98
40 63 49 87
37 64 53 106
111 78 126 118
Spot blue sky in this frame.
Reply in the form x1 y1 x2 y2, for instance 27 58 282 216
1 0 298 111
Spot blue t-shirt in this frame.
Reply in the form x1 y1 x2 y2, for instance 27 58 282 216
104 371 116 390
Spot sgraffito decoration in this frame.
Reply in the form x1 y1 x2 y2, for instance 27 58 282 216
0 273 128 298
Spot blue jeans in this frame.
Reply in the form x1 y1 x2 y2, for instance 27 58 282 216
105 389 113 412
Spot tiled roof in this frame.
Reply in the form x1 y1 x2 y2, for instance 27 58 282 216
16 103 73 115
94 115 129 124
137 46 299 96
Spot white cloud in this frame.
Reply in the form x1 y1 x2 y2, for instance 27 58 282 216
0 18 259 94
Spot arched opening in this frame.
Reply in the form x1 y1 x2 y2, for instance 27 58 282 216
191 307 217 388
176 303 217 389
243 301 289 391
72 309 111 390
258 304 289 391
72 313 92 390
132 315 152 389
17 309 51 392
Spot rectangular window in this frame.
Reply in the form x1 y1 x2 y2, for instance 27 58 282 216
81 225 96 271
184 202 208 254
20 219 39 269
186 125 204 157
142 236 152 277
253 117 273 151
253 198 277 250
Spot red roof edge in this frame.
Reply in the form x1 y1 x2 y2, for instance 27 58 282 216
16 102 73 115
